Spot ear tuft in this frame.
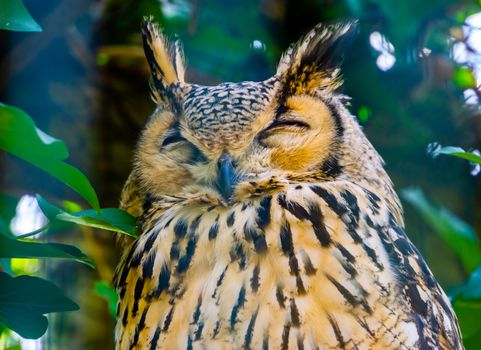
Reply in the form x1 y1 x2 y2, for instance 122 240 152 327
141 17 186 104
277 21 358 95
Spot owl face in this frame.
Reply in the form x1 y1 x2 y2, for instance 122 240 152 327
133 20 388 208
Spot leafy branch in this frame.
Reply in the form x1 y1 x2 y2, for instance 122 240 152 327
433 146 481 165
0 102 137 339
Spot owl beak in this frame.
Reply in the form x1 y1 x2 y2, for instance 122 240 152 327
217 152 238 204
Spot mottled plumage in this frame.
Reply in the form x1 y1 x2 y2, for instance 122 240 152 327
114 18 463 350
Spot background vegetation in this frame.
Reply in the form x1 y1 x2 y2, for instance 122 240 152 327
1 0 481 349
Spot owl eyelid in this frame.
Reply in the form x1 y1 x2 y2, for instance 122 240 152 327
267 118 310 131
161 129 186 148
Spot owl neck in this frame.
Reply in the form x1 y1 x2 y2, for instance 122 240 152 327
334 106 404 227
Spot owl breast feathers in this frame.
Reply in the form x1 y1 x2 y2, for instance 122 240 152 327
114 19 463 350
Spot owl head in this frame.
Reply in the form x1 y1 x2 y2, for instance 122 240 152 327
122 19 401 223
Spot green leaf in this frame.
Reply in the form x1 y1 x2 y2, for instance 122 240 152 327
95 281 118 317
60 209 138 237
0 272 78 339
0 233 93 267
453 67 477 89
402 188 481 273
0 0 41 32
434 146 481 165
37 196 137 237
0 103 100 211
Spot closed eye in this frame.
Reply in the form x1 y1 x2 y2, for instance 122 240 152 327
161 128 185 148
261 117 310 136
258 118 309 142
268 119 310 129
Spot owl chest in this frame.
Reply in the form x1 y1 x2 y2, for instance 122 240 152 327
125 189 417 349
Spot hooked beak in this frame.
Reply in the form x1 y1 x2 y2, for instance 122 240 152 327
216 152 238 204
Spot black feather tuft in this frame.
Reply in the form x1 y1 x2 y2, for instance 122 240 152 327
277 21 359 95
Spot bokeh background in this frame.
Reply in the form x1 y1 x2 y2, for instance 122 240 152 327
1 0 481 349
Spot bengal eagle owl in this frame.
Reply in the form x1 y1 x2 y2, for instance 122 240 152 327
114 19 463 350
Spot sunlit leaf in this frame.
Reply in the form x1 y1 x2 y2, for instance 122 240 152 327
62 200 82 213
10 257 40 276
0 272 78 339
5 345 22 350
37 196 137 237
0 103 99 210
453 67 477 89
402 188 481 273
0 0 41 32
0 326 22 349
434 146 481 165
95 281 119 317
0 233 93 267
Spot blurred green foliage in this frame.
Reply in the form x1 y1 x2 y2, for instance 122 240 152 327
94 281 119 318
404 153 481 349
403 188 481 273
454 67 477 89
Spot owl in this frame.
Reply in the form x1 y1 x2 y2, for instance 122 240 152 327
114 18 463 350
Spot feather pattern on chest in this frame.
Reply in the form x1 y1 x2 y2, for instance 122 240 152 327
116 182 461 350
